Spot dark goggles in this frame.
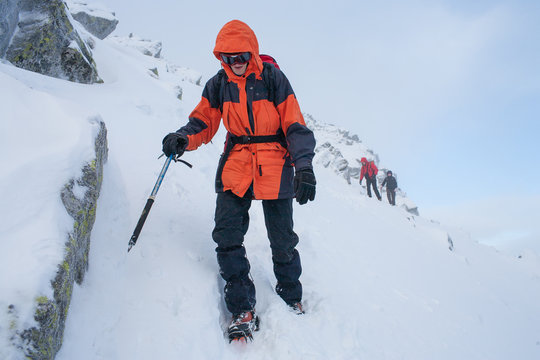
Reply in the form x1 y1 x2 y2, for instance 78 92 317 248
220 52 251 65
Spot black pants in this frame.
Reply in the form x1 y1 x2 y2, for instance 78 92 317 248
366 176 381 200
212 190 302 315
386 189 396 205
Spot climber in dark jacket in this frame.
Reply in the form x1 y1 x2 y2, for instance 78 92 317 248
381 170 398 205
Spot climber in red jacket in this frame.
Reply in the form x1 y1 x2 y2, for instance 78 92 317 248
359 157 381 200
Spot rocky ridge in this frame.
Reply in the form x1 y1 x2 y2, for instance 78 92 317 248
0 0 120 84
306 114 419 215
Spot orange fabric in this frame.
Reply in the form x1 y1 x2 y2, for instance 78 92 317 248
276 94 305 134
213 20 264 80
185 20 309 200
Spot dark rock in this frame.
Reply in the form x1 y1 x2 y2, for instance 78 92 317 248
4 0 100 84
0 0 19 57
448 234 454 251
69 1 119 40
16 118 108 360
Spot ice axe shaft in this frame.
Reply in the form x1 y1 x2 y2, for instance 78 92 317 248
127 155 175 252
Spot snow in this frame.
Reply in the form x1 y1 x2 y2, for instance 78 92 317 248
0 63 100 346
1 25 540 360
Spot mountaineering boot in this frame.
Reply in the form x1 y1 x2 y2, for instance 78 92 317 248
288 301 305 315
228 310 260 342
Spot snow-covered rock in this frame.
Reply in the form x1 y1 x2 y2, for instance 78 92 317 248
17 121 107 360
110 33 163 58
2 0 100 84
0 62 107 359
67 0 119 40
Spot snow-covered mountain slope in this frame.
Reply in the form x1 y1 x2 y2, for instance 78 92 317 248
2 31 540 360
306 114 419 215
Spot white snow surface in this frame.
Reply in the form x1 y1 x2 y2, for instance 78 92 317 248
1 32 539 360
0 62 100 347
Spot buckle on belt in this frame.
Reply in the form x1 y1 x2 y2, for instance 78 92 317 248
239 135 251 144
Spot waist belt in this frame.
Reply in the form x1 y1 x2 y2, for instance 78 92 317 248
230 134 284 145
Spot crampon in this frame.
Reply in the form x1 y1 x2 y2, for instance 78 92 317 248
228 310 260 343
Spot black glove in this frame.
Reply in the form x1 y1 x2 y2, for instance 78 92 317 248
294 168 316 205
162 132 187 157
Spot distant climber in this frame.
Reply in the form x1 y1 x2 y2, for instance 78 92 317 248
359 157 381 200
381 170 398 205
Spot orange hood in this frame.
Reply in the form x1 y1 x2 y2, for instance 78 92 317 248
213 20 264 79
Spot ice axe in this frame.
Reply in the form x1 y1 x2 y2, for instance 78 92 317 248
128 154 192 252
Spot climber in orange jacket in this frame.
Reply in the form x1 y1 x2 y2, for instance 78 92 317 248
359 157 381 200
161 20 316 341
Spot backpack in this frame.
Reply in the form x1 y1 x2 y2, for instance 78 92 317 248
259 54 280 69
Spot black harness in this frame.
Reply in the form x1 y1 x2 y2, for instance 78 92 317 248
230 134 283 145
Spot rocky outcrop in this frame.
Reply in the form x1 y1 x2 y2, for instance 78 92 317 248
0 0 19 57
110 33 163 58
3 0 100 83
305 113 378 184
305 113 420 215
14 118 107 360
67 0 119 40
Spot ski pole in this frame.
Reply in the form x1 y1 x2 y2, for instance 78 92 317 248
127 154 191 252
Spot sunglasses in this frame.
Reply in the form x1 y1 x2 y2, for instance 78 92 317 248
220 52 251 65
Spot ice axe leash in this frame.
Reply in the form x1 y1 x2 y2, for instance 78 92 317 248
127 154 192 252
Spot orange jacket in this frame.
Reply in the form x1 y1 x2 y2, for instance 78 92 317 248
176 20 315 200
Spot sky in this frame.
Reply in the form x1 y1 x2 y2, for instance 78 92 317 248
103 0 540 250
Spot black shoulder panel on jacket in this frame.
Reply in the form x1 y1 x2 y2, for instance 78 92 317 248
177 117 208 136
202 69 240 110
202 70 225 109
264 63 295 106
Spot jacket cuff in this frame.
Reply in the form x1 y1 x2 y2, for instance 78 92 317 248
294 158 313 172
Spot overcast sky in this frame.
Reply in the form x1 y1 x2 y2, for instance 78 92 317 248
103 0 540 252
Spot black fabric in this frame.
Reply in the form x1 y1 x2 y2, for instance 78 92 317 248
178 117 208 137
214 134 235 193
278 150 295 199
265 62 295 106
230 133 285 145
263 199 302 304
253 69 273 102
212 190 302 314
381 175 397 191
366 175 382 200
386 188 396 205
204 70 240 112
294 168 316 205
162 133 187 157
246 73 256 133
286 122 316 171
261 62 277 105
